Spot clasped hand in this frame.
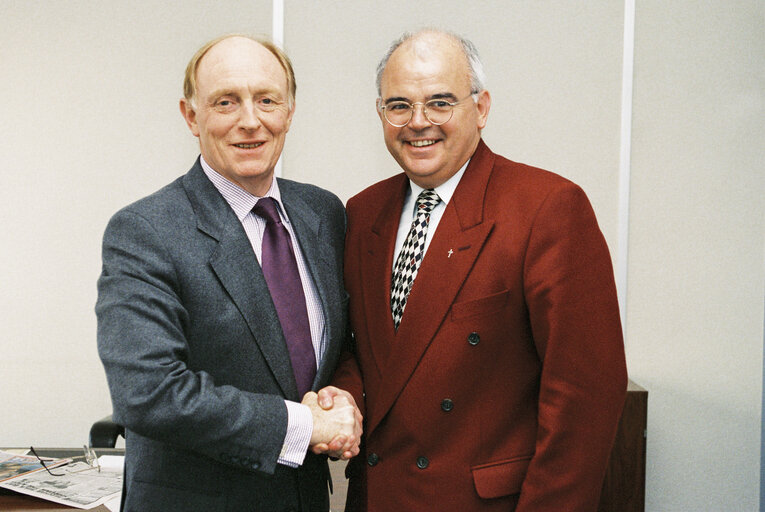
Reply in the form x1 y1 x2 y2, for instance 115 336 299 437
302 387 363 460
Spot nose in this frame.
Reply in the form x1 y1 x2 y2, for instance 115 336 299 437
238 101 262 130
408 102 431 130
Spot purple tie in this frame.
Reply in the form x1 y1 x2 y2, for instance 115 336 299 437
252 197 316 397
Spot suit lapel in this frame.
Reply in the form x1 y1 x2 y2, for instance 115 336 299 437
367 141 497 434
182 164 299 400
359 177 409 377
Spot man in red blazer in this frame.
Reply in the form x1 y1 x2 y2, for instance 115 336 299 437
324 28 627 511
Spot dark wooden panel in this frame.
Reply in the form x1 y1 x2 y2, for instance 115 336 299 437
598 379 648 512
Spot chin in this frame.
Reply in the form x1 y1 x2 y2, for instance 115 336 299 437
405 166 439 180
236 164 270 178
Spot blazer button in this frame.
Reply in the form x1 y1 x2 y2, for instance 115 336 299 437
468 332 480 345
441 399 454 412
367 453 380 466
416 456 429 469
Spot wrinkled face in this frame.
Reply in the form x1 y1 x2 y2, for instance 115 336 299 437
180 37 294 196
378 34 490 189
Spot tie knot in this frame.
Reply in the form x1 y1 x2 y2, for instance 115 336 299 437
252 197 282 225
416 189 440 215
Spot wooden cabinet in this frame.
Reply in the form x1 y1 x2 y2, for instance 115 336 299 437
598 379 648 512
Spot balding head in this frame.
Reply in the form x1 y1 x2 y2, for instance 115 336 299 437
375 29 486 98
183 34 296 110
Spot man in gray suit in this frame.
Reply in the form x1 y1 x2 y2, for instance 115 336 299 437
96 35 361 512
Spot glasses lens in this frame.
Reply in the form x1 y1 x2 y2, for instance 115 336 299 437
384 102 413 126
424 100 454 125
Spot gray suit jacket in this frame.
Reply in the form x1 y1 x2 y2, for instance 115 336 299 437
96 160 348 512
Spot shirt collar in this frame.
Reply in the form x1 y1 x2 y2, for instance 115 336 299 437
407 159 469 206
200 155 287 223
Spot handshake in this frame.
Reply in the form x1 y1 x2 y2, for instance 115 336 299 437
302 386 363 460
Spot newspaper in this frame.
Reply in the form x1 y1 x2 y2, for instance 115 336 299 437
0 450 70 482
0 450 122 509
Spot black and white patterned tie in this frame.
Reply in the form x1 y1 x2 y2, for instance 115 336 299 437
391 189 441 329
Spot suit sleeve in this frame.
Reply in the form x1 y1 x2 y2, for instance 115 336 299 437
96 208 287 476
516 182 627 511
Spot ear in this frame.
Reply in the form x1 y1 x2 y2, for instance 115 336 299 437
284 101 296 131
376 98 386 124
474 90 491 130
179 98 200 137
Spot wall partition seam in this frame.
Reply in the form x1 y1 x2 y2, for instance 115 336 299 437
761 283 765 510
617 0 635 335
272 0 284 47
273 0 284 178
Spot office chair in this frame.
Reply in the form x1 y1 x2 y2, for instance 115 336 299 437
89 414 125 448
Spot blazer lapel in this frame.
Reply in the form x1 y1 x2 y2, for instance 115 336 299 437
182 164 299 400
367 141 497 434
359 177 409 377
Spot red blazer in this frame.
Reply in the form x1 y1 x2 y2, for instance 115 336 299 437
333 140 627 511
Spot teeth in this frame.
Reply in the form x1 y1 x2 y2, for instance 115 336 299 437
409 140 436 147
235 143 262 149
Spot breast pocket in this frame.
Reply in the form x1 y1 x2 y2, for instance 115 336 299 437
451 289 510 321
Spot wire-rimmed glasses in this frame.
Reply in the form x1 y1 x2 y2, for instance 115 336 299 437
378 91 479 127
30 445 101 476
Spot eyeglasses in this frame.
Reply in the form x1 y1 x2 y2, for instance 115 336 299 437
378 91 479 127
30 446 101 476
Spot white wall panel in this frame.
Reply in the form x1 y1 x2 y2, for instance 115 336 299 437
628 2 765 509
0 0 272 447
284 1 624 257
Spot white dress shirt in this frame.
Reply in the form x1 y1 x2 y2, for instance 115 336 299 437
393 161 469 267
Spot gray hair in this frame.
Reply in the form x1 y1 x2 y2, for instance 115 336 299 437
375 29 487 97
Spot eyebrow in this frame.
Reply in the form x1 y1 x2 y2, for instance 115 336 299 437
206 88 238 102
207 86 284 102
383 92 458 104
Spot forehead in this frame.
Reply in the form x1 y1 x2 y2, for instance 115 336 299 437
196 37 288 97
381 35 471 97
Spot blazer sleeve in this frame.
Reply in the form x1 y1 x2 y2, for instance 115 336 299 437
96 208 287 476
328 193 368 418
516 182 627 511
330 348 366 419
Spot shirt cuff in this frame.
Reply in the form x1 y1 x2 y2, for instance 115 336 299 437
278 400 313 467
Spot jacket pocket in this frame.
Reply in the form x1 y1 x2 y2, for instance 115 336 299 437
471 455 531 499
451 289 510 321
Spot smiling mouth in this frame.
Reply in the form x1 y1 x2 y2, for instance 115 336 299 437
408 140 438 147
234 143 263 149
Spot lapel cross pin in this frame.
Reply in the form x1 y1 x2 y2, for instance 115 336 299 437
447 249 454 258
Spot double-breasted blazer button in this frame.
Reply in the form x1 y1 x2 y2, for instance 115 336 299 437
367 453 380 466
441 398 454 412
468 332 480 345
416 456 429 469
